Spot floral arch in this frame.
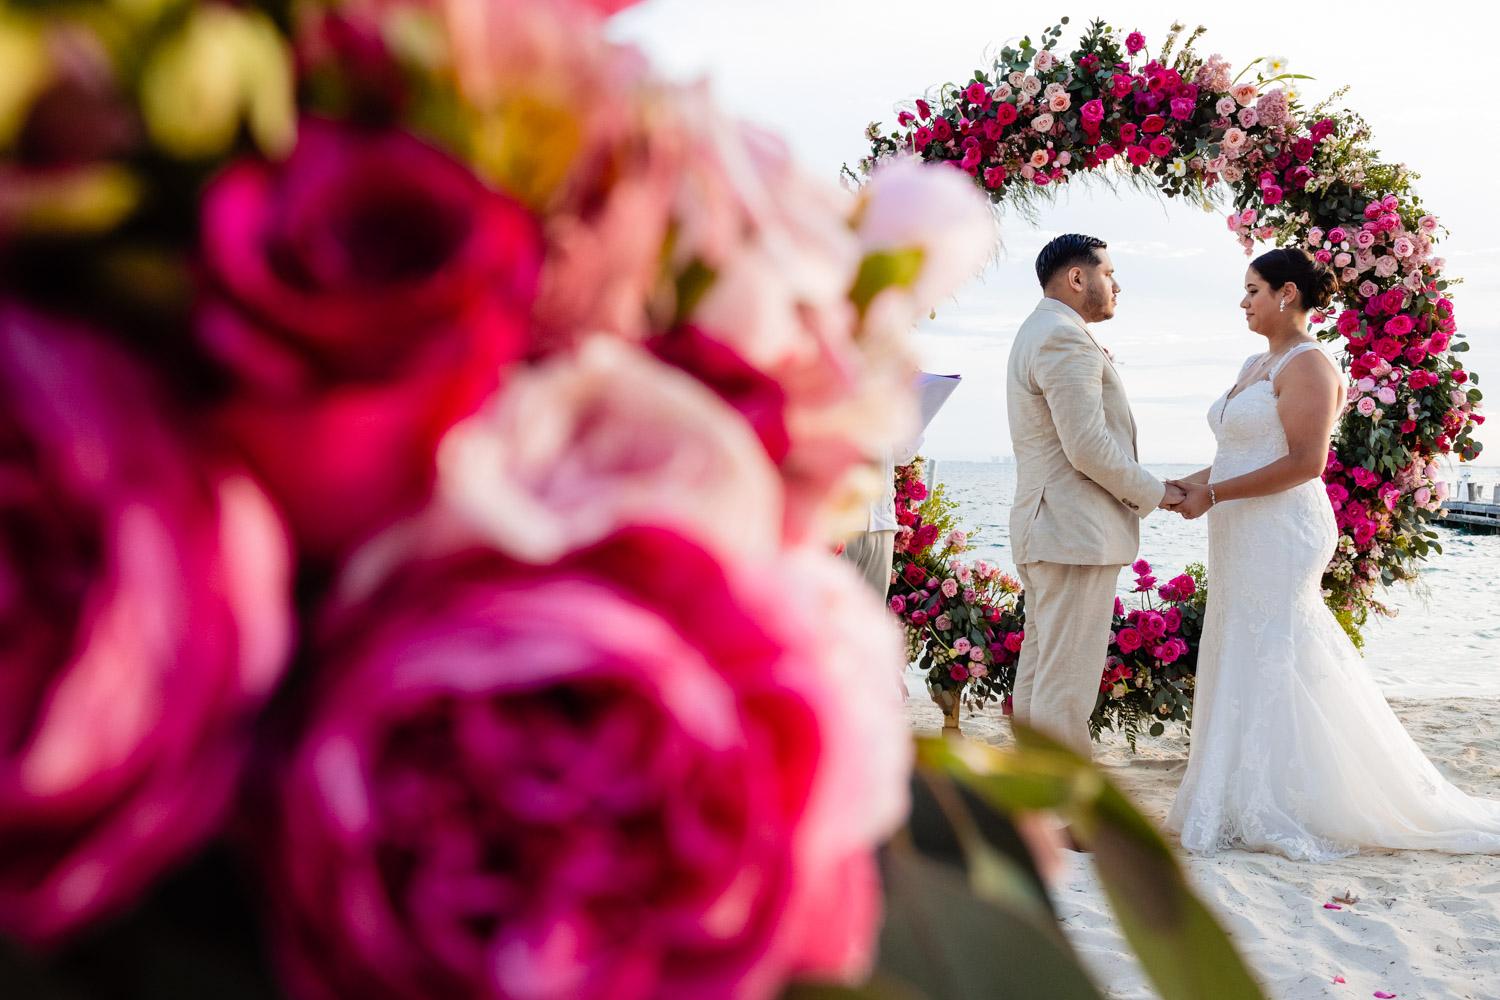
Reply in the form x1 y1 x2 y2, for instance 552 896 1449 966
864 19 1483 735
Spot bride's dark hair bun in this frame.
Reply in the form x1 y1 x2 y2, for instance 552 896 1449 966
1251 247 1339 311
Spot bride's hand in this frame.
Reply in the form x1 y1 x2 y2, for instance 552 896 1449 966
1173 481 1213 520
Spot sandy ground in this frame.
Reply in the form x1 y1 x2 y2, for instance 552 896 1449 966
906 684 1500 999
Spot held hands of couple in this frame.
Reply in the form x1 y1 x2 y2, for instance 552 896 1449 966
1162 479 1213 519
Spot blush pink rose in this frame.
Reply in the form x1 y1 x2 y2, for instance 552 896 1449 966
1048 92 1071 112
437 337 783 564
197 118 542 557
261 529 909 1000
0 305 292 945
1230 83 1258 107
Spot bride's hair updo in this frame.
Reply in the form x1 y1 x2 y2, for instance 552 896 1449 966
1250 247 1339 311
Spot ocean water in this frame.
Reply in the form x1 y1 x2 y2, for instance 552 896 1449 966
928 461 1500 700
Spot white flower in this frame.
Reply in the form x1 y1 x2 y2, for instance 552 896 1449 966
1168 158 1188 178
1268 55 1289 73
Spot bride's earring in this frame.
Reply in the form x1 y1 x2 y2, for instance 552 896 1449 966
1279 298 1286 313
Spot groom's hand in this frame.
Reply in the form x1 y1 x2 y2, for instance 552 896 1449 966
1158 481 1186 509
1173 481 1213 519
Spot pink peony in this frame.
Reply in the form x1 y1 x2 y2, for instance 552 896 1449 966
0 305 292 944
197 118 542 556
264 530 909 1000
1357 396 1378 417
888 594 906 614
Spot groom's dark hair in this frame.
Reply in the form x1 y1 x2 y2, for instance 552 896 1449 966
1036 234 1108 288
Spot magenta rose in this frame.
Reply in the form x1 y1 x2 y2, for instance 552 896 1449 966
1125 30 1146 53
196 117 543 556
1148 135 1173 158
1141 114 1167 133
1115 627 1143 652
0 305 292 944
1119 122 1139 143
1127 145 1151 166
261 529 908 1000
993 104 1018 126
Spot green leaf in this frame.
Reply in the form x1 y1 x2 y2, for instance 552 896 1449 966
849 248 926 316
876 847 1106 1000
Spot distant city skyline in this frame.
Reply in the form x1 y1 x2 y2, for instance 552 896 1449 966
609 1 1500 464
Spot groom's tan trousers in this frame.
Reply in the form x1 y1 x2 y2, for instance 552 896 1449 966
1013 561 1122 758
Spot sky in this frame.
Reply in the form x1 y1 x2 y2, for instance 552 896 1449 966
607 0 1500 464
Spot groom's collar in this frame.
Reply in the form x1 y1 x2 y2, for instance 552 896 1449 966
1036 296 1090 330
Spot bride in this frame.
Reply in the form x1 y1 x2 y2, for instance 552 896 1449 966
1162 247 1500 860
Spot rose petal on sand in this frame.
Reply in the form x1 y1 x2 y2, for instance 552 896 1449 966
1374 992 1397 998
1324 903 1343 910
1333 975 1345 983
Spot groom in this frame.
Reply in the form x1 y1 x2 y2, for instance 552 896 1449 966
1007 234 1183 757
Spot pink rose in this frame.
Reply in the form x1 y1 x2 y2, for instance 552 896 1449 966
935 613 953 631
1216 96 1236 116
954 637 972 654
1393 236 1415 257
1115 627 1143 652
197 118 542 556
1354 230 1376 249
441 338 783 563
1377 387 1397 405
1222 126 1247 149
1418 214 1439 233
1127 145 1151 166
941 578 960 598
1125 30 1146 54
888 594 906 614
1358 280 1380 299
0 305 292 944
1081 98 1105 122
1031 113 1055 134
965 82 989 105
1004 631 1025 652
947 529 968 551
1237 106 1259 128
1049 92 1071 113
264 530 908 1000
1357 396 1378 416
969 647 986 663
1148 135 1173 158
1230 83 1258 107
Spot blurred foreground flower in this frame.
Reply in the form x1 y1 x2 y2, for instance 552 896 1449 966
0 304 291 945
262 528 908 1000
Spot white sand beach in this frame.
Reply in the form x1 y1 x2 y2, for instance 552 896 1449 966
907 690 1500 999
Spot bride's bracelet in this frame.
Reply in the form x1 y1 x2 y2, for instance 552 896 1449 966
1209 484 1217 506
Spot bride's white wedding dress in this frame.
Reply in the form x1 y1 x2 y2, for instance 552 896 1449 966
1166 343 1500 860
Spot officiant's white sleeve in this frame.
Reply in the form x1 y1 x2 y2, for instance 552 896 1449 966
1033 326 1165 518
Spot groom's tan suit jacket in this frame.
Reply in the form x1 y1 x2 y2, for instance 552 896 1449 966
1007 298 1164 566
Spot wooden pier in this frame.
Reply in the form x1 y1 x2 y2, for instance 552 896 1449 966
1436 479 1500 532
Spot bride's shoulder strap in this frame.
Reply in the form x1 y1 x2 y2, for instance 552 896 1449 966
1270 342 1333 379
1237 352 1263 377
